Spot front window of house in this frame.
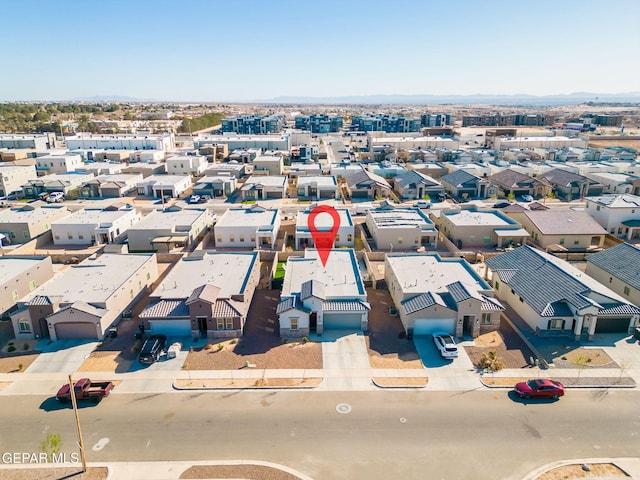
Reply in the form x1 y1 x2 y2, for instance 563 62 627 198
549 319 563 330
18 318 31 333
481 313 492 325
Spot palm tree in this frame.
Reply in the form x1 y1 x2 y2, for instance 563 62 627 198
480 350 504 372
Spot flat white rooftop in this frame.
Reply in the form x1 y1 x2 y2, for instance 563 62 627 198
282 249 365 298
152 251 257 299
0 205 68 223
52 208 134 226
0 257 49 282
444 210 511 227
138 175 190 185
216 207 278 228
21 254 153 304
243 175 286 187
131 209 206 230
296 176 337 188
387 254 489 295
297 208 352 230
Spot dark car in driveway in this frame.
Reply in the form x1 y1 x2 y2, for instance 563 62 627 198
138 334 167 364
493 201 511 208
514 379 565 399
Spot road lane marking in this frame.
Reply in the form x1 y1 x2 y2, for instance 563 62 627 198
336 403 352 414
92 437 109 451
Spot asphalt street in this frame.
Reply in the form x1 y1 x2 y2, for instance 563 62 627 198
0 389 638 480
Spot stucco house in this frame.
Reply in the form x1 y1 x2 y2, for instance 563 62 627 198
13 254 158 340
276 249 369 337
126 206 211 252
192 175 237 198
440 169 493 200
252 155 284 176
166 155 208 176
506 209 607 251
79 174 143 198
296 176 339 200
485 246 640 340
139 251 259 339
343 165 392 199
296 208 354 249
584 194 640 241
136 175 192 198
365 206 438 250
240 175 287 200
487 168 551 199
51 205 141 245
214 205 280 249
392 170 444 200
0 204 70 245
586 242 640 310
385 253 503 338
536 168 591 201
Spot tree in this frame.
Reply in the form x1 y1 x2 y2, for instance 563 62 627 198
507 192 516 202
41 432 62 461
480 350 504 372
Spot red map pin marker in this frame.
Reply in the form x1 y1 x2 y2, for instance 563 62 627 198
308 205 341 267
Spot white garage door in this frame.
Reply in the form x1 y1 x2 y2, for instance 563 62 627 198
413 318 456 336
149 320 191 337
323 313 362 330
54 322 98 340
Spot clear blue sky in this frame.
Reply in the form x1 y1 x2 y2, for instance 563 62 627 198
1 0 638 101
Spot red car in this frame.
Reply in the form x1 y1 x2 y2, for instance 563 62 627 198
514 379 565 399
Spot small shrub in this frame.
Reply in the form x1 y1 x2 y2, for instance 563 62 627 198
230 338 238 345
561 356 567 360
479 350 504 372
23 343 30 351
255 378 268 387
18 363 23 371
302 336 309 344
217 343 224 351
586 357 592 363
7 345 16 352
204 343 214 350
282 338 288 344
8 341 14 346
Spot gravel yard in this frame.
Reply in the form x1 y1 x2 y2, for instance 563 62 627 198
0 467 108 480
0 353 40 373
182 290 322 370
180 464 303 480
464 320 535 369
365 289 423 369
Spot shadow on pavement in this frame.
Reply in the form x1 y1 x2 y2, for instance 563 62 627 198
39 397 101 412
507 390 562 405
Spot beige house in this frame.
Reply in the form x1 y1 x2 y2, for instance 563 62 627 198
586 243 640 309
506 209 607 251
13 254 158 340
0 204 70 245
140 252 260 339
126 206 211 252
385 253 503 338
0 256 54 326
365 206 438 250
252 155 284 176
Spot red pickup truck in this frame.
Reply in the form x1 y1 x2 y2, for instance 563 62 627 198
56 378 114 404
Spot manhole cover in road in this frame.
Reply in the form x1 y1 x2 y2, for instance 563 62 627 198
336 403 352 414
92 438 110 451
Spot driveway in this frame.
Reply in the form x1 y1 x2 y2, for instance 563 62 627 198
320 330 372 390
26 339 99 373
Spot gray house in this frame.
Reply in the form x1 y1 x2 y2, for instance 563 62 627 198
393 170 444 200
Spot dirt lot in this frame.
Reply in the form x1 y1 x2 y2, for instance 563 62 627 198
365 289 423 369
182 290 322 370
536 463 628 479
175 378 322 388
180 464 302 480
464 319 536 370
0 467 108 480
0 335 41 373
0 353 40 373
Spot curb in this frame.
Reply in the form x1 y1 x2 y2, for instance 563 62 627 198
479 377 636 389
371 378 429 389
171 380 322 391
521 457 636 480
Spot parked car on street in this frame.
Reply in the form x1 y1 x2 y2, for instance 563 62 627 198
492 201 511 208
433 332 459 359
513 379 565 399
138 334 167 364
56 378 114 404
413 200 432 209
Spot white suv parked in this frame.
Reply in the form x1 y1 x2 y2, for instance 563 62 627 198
433 332 459 359
46 192 64 203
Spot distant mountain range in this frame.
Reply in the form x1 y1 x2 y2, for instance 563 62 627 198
70 95 156 102
263 92 640 106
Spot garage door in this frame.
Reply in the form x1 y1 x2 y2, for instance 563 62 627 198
54 322 98 340
413 318 456 336
266 191 283 199
351 191 368 198
595 317 631 334
320 190 335 198
149 320 191 337
323 313 362 330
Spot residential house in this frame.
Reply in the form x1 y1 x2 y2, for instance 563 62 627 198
77 162 124 176
392 170 444 200
51 205 141 245
194 133 291 151
485 246 640 340
585 194 640 240
296 176 339 200
435 206 529 249
343 165 392 199
440 169 493 200
0 256 54 324
140 252 259 339
35 154 83 175
214 205 280 249
296 208 354 249
136 175 192 198
0 134 49 150
536 168 591 200
65 133 175 151
0 165 37 197
487 168 551 199
586 243 640 309
79 174 143 198
166 155 208 176
386 253 503 338
21 173 94 198
289 163 323 178
126 206 210 252
13 254 158 340
0 204 70 245
365 206 438 250
276 249 369 337
584 172 639 195
204 162 246 178
407 162 448 179
128 150 166 163
122 161 166 178
192 175 237 198
252 155 284 176
506 209 607 251
240 175 287 200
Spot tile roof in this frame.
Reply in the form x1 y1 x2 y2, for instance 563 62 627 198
446 281 473 302
538 168 587 186
481 295 505 312
27 295 52 306
300 280 326 300
212 299 244 317
441 169 481 187
401 292 447 315
485 246 640 317
276 295 311 314
540 301 574 317
54 301 107 318
322 300 371 312
140 300 190 319
488 168 537 188
587 242 640 291
394 170 440 189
